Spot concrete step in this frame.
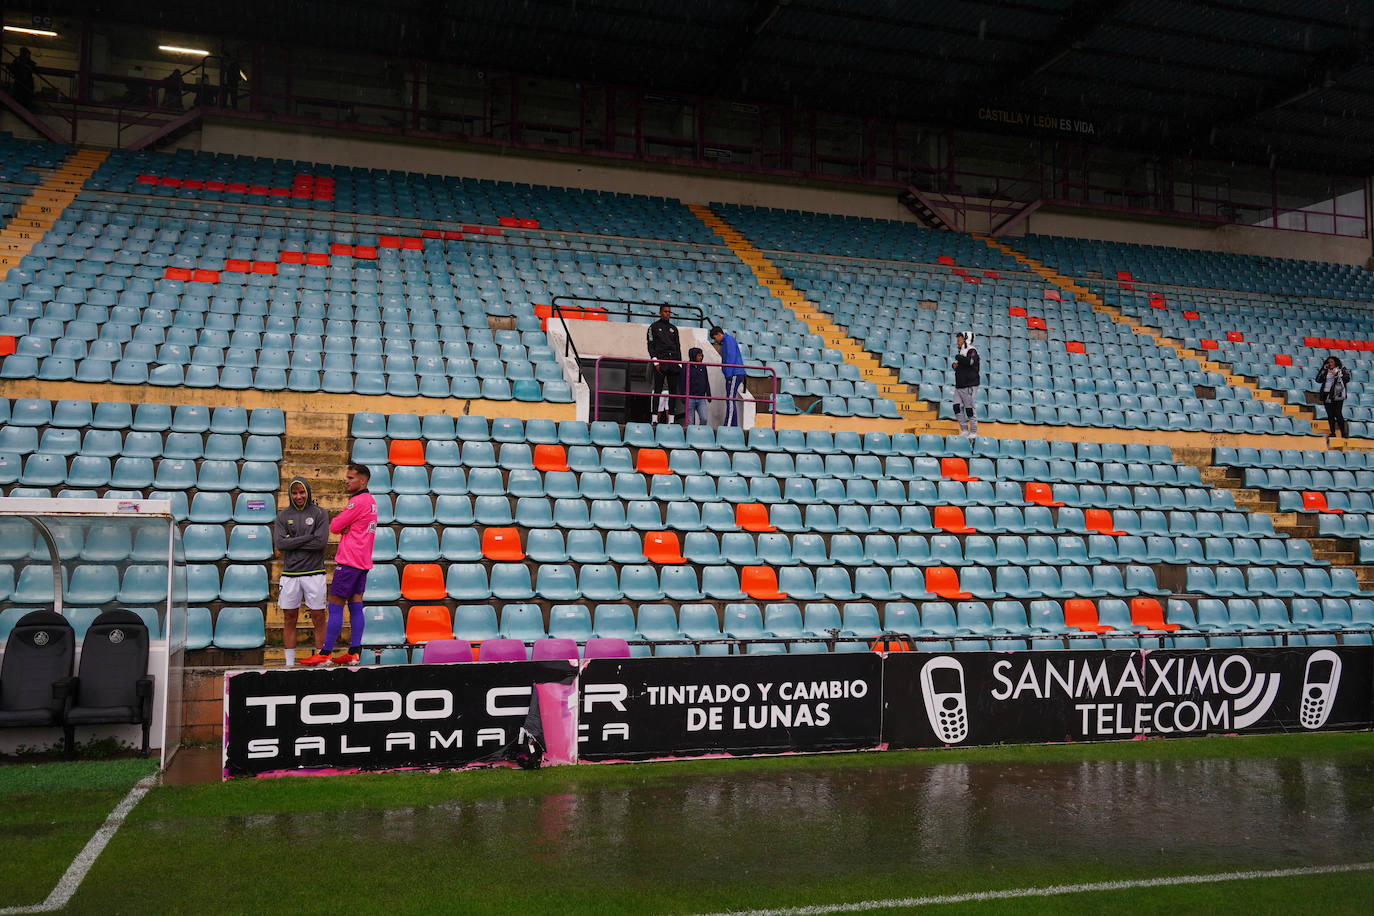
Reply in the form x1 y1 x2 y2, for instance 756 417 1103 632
287 411 349 437
1171 446 1214 466
278 462 349 481
1276 524 1316 538
283 448 350 466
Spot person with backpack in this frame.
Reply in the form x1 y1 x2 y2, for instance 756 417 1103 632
1315 354 1352 441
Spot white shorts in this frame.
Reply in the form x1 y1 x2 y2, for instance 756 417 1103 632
278 573 326 611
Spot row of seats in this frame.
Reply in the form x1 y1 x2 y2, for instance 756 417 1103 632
375 526 1315 568
338 495 1240 533
352 440 1203 488
1216 446 1374 470
340 469 1220 512
356 559 1169 603
0 428 282 461
0 523 268 563
0 454 280 491
0 563 268 605
0 399 283 433
329 595 1374 660
0 358 572 401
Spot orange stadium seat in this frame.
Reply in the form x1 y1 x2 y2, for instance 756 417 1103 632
1302 491 1341 514
400 564 446 600
643 531 686 564
1023 482 1064 507
1129 598 1179 632
925 566 971 600
741 566 786 600
736 503 776 532
940 457 977 481
1064 599 1111 633
1084 508 1126 536
532 443 569 472
406 605 453 643
635 448 670 475
481 527 525 561
932 506 973 534
388 440 426 466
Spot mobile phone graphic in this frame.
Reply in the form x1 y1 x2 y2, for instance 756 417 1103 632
1299 650 1342 730
921 657 969 743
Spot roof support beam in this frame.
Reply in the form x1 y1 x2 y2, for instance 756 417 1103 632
984 0 1130 91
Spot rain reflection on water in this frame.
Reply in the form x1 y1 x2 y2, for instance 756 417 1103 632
199 754 1374 877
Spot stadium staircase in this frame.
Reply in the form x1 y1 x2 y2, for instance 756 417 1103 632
690 204 954 433
263 409 351 662
0 148 106 276
1171 443 1374 593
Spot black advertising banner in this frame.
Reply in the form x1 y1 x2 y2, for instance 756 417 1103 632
223 660 579 777
578 653 884 761
884 647 1374 749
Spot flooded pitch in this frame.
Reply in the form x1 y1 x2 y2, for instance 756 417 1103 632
198 745 1374 886
473 753 1374 882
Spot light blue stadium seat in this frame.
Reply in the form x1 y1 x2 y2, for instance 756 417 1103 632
211 606 265 649
182 606 214 650
218 565 268 602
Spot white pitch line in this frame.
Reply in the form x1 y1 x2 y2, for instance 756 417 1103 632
0 773 156 915
690 861 1374 916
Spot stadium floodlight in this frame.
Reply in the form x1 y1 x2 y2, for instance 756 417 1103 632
4 25 58 37
159 44 210 56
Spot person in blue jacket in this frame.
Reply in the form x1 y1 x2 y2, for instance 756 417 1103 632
710 325 747 427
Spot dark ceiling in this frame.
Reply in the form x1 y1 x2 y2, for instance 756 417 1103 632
40 0 1374 175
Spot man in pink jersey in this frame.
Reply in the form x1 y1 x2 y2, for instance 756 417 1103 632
300 463 377 667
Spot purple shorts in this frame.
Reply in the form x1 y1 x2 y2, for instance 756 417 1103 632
329 564 369 600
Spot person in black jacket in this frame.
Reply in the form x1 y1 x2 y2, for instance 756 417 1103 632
951 330 981 444
1315 354 1352 441
686 347 711 426
9 47 35 109
646 305 683 424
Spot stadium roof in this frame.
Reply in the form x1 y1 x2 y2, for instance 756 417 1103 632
52 0 1374 175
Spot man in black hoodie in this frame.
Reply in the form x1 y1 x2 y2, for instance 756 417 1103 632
951 330 981 446
646 304 683 425
273 476 330 666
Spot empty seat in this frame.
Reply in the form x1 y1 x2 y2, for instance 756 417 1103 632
213 606 267 650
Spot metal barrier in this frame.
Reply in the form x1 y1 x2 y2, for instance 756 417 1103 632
592 354 777 429
548 296 708 389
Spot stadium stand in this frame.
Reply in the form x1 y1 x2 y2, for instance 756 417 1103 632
0 131 1369 668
